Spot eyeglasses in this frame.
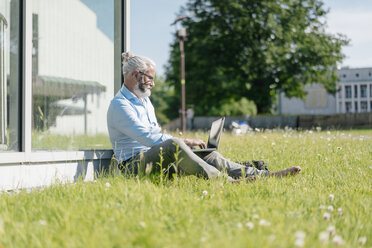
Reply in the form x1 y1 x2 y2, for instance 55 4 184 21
139 71 155 84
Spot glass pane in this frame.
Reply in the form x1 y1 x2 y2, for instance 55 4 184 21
0 0 21 152
32 0 114 150
354 85 358 98
360 101 367 112
345 86 351 99
361 85 367 98
345 102 351 113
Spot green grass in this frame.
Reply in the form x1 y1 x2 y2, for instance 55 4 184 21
1 129 371 247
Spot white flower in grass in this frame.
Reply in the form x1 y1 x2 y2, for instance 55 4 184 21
358 236 367 245
271 142 276 146
139 221 146 228
337 208 343 215
327 131 331 135
39 220 47 226
252 214 259 219
329 194 334 201
327 205 334 212
295 231 306 240
245 222 254 230
327 225 336 236
323 212 331 220
236 222 243 229
327 137 331 141
332 235 344 246
202 190 208 196
319 231 329 243
259 219 271 226
294 238 305 247
337 147 342 150
105 182 111 188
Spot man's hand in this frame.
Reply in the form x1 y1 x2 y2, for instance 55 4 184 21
181 138 207 149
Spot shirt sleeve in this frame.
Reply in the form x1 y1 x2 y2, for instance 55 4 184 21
111 100 172 147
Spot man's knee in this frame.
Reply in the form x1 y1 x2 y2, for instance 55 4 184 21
205 151 223 160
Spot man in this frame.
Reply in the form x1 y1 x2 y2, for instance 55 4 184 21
107 52 301 182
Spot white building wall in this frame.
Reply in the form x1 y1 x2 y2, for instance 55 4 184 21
279 84 337 115
32 0 114 134
279 67 372 115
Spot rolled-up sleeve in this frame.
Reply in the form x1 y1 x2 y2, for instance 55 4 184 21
111 101 172 147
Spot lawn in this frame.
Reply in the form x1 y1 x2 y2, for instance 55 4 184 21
1 129 371 247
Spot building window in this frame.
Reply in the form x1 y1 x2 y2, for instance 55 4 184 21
355 73 359 77
361 85 367 98
370 84 372 97
360 101 368 112
354 85 358 98
345 102 352 113
0 1 21 152
345 86 351 98
354 101 358 112
31 0 114 150
369 72 371 77
343 74 346 78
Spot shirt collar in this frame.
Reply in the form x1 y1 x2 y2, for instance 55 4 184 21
120 84 148 104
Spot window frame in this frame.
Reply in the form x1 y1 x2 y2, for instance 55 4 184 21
0 0 129 165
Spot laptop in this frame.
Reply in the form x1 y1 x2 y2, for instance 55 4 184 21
192 117 225 153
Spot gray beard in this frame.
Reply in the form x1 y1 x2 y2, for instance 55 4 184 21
133 79 151 99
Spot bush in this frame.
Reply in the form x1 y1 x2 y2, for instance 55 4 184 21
209 97 257 116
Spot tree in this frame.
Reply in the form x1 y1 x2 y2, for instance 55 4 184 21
150 76 178 124
165 0 349 114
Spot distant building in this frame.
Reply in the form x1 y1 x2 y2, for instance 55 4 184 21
278 67 372 115
336 67 372 113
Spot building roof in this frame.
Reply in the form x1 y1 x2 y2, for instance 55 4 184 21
33 75 106 98
337 67 372 83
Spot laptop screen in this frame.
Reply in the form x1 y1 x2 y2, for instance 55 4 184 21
207 117 225 149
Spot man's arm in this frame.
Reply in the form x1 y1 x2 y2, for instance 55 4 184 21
111 102 172 147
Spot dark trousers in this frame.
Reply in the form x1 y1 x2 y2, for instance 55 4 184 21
121 138 267 181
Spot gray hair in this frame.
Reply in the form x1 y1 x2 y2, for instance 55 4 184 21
122 51 156 79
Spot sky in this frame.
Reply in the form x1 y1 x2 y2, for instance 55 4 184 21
83 0 372 77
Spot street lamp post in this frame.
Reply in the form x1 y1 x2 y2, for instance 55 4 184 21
177 28 187 133
172 16 188 133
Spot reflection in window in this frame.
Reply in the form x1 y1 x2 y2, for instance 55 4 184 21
345 102 352 113
360 101 367 112
32 0 114 150
360 85 367 98
354 101 358 112
345 86 351 99
0 1 21 152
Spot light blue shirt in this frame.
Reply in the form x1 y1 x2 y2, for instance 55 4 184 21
107 85 172 162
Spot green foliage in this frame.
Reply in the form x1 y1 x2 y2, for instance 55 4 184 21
1 130 371 247
150 76 178 124
165 0 349 114
209 97 257 116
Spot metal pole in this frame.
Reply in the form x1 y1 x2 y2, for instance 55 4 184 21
83 93 87 134
179 38 186 133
